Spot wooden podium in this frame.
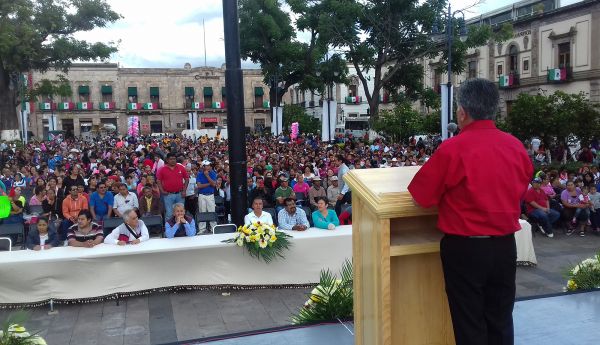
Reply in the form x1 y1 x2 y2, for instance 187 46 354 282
344 167 455 345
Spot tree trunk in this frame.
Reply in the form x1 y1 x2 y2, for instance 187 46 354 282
0 62 20 131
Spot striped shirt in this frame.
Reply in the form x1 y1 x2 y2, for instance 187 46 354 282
67 222 104 242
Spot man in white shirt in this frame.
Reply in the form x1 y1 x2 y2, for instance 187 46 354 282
244 197 273 226
113 183 139 218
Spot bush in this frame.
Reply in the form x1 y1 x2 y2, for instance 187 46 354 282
566 250 600 291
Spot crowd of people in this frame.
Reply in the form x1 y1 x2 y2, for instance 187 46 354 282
0 133 438 249
1 130 600 250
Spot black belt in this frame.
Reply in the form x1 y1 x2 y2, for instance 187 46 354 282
445 233 514 239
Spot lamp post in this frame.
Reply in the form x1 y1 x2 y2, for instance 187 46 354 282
316 54 339 143
269 70 281 137
433 4 467 140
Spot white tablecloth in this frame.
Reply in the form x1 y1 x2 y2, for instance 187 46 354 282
516 219 537 266
0 226 352 306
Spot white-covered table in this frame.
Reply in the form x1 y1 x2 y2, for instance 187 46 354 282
0 226 352 306
516 219 537 266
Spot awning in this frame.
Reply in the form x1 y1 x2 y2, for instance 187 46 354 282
150 87 160 96
222 87 227 97
101 85 112 94
204 87 213 96
185 87 194 96
201 117 218 123
128 87 137 96
254 87 264 96
78 86 89 94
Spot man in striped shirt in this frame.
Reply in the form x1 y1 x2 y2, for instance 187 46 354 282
67 210 104 248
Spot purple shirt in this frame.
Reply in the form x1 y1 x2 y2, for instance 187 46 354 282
561 188 582 206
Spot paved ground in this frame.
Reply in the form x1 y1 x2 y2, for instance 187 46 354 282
1 230 599 345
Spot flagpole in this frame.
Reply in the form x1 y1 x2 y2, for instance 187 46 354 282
203 18 207 67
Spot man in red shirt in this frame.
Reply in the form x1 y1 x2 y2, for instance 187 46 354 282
524 177 560 238
157 153 189 220
408 79 532 345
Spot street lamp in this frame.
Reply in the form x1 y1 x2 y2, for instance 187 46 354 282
316 54 339 142
269 64 283 137
433 4 468 140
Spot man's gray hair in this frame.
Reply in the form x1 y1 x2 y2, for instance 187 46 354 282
456 78 499 121
172 202 185 211
122 209 136 221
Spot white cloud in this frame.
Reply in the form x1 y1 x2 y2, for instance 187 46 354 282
73 0 585 68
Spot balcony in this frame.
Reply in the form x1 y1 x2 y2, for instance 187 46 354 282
57 102 75 111
127 102 162 112
345 96 362 105
547 66 573 83
38 102 56 112
498 73 520 89
76 102 93 111
208 101 227 110
99 102 115 110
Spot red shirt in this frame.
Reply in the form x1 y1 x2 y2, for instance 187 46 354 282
524 187 549 214
408 120 533 236
156 163 189 193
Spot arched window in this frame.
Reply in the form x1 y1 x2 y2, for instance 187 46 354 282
509 45 519 73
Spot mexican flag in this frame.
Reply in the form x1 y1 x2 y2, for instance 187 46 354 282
128 103 139 110
40 102 52 110
346 96 361 104
263 100 270 108
498 75 512 87
212 101 224 109
548 68 566 81
143 103 154 110
77 102 90 110
192 102 204 110
58 102 72 110
100 102 112 110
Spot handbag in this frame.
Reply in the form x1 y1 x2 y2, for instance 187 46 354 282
118 223 141 243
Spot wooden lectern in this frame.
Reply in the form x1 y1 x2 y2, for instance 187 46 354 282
344 166 455 345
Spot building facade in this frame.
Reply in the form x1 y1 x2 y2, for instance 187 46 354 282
423 0 600 116
29 63 273 138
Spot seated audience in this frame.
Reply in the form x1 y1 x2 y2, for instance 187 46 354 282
113 182 139 218
561 180 589 236
139 186 163 216
248 177 274 209
61 186 88 240
277 198 310 231
89 180 114 221
165 203 196 238
312 197 340 230
308 177 326 210
326 176 340 209
26 217 60 250
244 197 274 225
67 210 104 248
29 186 46 206
525 177 560 238
104 209 149 245
274 177 295 212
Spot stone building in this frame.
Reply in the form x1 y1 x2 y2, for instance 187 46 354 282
29 63 272 138
422 0 600 116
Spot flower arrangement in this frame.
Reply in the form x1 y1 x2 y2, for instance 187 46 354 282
291 259 353 325
565 250 600 291
1 312 46 345
222 222 292 263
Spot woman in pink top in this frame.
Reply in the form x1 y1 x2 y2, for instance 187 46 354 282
29 186 46 206
540 176 556 198
292 173 310 197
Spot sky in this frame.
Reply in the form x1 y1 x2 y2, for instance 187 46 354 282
74 0 582 69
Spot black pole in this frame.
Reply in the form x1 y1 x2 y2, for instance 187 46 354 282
446 4 453 137
223 0 247 226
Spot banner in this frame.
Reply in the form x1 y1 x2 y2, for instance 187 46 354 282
441 85 454 140
270 107 283 137
321 100 337 142
188 112 198 130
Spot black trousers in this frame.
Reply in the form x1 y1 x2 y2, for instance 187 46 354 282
440 234 516 345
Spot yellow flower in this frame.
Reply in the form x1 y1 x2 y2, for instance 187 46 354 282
567 279 578 291
269 228 276 236
243 227 251 235
269 235 277 243
257 227 265 235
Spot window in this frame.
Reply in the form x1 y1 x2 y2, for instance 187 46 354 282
467 61 477 79
349 85 358 97
101 85 113 102
150 87 160 104
508 45 519 73
78 86 90 102
433 70 442 93
254 118 266 132
523 59 530 72
558 42 570 68
203 87 213 108
185 87 194 108
497 64 503 76
128 87 138 103
150 121 163 133
221 87 227 107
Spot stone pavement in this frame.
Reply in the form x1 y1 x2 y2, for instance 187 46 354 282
1 231 599 345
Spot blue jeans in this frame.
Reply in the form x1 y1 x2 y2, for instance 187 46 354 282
528 208 560 234
163 192 184 220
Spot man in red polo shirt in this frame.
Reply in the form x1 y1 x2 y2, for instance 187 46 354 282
408 79 532 345
157 152 189 220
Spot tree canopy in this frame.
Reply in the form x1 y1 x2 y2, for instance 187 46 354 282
0 0 121 131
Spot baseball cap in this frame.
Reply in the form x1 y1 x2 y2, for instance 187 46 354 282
202 160 211 166
532 177 542 184
312 176 321 181
331 176 339 181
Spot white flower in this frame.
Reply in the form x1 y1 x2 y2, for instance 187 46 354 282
236 237 244 247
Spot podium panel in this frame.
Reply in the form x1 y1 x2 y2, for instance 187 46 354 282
346 167 455 345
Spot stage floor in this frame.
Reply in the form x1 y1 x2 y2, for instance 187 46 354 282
185 291 600 345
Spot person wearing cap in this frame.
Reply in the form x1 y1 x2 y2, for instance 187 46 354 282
326 176 340 209
524 177 560 238
308 176 326 210
157 152 189 220
274 177 295 213
408 79 532 345
196 160 217 233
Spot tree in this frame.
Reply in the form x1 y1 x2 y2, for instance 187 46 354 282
282 104 321 135
372 102 422 143
239 0 347 109
0 0 120 137
316 0 512 120
419 110 442 135
31 76 73 102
